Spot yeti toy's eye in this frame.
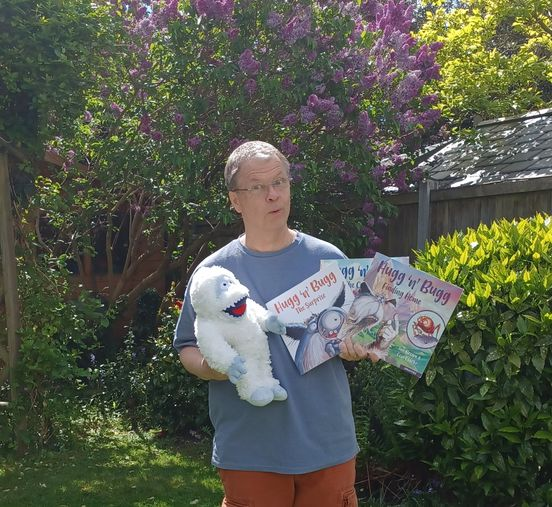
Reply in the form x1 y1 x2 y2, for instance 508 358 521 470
219 277 232 291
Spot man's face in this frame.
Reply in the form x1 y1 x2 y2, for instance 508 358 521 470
228 155 291 235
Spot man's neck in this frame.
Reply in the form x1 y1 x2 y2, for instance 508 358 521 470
241 227 296 253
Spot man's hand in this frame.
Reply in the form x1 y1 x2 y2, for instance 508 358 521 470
339 337 379 363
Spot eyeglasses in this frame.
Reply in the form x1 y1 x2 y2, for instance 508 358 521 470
230 177 291 196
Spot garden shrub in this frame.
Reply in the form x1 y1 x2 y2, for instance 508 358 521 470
349 361 411 468
401 213 552 506
0 255 107 451
97 291 209 437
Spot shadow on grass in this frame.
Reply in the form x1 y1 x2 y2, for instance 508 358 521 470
0 429 222 507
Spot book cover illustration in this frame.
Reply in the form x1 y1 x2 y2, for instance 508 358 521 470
321 257 410 293
336 253 464 378
265 264 355 375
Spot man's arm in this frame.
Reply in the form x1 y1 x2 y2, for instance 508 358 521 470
178 346 228 381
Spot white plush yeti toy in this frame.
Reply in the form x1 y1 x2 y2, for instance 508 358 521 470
189 265 288 407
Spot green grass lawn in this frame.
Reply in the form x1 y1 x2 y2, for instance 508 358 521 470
0 423 223 507
0 419 440 507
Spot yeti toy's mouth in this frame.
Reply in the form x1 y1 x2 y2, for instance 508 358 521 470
224 296 247 318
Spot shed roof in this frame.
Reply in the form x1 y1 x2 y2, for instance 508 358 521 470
419 109 552 189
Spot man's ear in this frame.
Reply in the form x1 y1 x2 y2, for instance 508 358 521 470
229 191 242 214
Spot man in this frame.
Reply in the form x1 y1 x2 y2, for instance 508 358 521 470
174 141 375 507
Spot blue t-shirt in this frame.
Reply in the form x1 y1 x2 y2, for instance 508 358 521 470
173 231 359 473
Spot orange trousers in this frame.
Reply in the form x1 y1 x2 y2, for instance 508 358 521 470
218 457 358 507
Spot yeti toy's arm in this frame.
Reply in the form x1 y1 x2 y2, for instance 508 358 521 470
247 299 286 335
195 320 243 375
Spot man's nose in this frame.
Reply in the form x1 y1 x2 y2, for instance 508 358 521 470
266 183 279 199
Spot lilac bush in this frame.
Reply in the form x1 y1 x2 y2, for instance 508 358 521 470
43 0 443 304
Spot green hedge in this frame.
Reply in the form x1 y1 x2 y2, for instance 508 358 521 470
401 214 552 506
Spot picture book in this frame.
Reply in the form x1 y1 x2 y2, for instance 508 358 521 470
333 253 463 378
265 263 355 375
321 257 410 293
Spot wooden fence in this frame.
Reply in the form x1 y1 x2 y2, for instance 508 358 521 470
379 176 552 261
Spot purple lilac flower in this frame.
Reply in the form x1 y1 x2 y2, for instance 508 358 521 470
423 64 441 81
281 113 298 127
332 69 344 83
376 216 388 227
121 84 130 94
392 71 424 107
368 0 413 34
363 247 377 258
138 114 151 134
325 105 343 129
239 49 260 76
307 94 319 109
129 68 139 78
393 170 408 192
317 97 336 113
151 130 163 142
339 168 358 183
362 201 376 214
100 86 110 98
280 9 312 45
300 106 316 124
244 78 257 97
173 112 185 125
350 21 364 42
372 164 386 179
136 6 147 19
290 168 304 182
411 166 424 182
392 153 408 165
417 109 441 129
158 0 180 24
358 111 376 138
333 160 346 170
188 136 202 150
361 225 374 237
360 73 377 89
280 138 299 157
399 109 418 131
83 111 93 123
370 235 383 247
364 214 375 227
281 75 293 89
133 18 154 39
110 102 123 117
267 11 283 28
421 93 438 107
226 27 239 40
229 138 246 151
194 0 234 21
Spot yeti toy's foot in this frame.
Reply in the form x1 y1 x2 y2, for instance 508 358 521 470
272 385 287 401
249 387 274 407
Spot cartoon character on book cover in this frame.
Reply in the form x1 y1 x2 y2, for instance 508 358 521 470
339 281 400 361
285 283 349 374
338 253 463 377
266 265 355 375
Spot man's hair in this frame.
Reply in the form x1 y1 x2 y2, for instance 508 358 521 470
224 141 290 190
